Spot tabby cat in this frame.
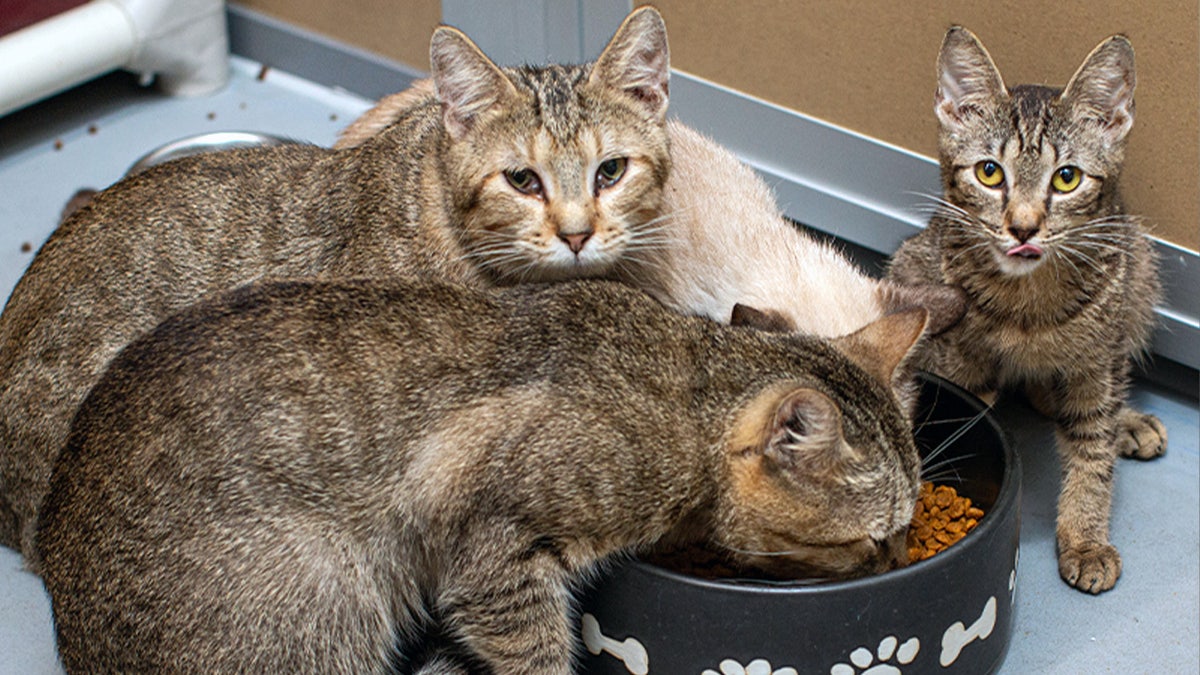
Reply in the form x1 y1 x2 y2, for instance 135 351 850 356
339 83 967 346
37 277 929 673
886 27 1165 593
0 6 671 559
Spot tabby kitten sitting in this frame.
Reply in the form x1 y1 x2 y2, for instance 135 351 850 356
0 6 671 560
886 27 1165 593
37 277 929 673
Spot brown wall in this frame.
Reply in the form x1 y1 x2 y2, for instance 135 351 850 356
654 0 1198 251
232 0 441 71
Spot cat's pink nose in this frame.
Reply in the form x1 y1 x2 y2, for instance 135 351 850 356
561 232 592 254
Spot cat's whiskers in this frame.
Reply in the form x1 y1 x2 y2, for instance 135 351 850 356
908 192 973 219
459 245 535 271
949 239 1000 263
622 223 677 251
1051 242 1109 279
462 245 559 282
710 541 810 560
920 454 979 481
929 210 998 245
1045 219 1134 242
916 406 990 483
1081 213 1144 227
644 206 697 242
920 467 970 485
1046 235 1127 261
1067 239 1128 257
915 196 1018 251
611 249 665 272
1071 228 1131 242
1044 221 1131 283
605 211 687 275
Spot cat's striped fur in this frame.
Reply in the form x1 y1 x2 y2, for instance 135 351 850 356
38 277 929 673
886 27 1165 593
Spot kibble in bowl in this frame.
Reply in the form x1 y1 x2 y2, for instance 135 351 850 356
908 482 986 561
578 374 1020 675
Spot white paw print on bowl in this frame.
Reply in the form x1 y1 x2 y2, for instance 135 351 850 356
702 658 798 675
830 635 919 675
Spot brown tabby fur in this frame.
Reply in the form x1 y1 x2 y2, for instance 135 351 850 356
37 277 929 673
0 7 672 559
886 27 1165 593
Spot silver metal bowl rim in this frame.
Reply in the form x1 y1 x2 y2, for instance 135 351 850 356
126 131 296 176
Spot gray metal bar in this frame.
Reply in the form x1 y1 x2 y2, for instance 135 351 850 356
226 4 424 101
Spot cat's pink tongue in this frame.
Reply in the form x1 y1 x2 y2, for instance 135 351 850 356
1006 243 1043 259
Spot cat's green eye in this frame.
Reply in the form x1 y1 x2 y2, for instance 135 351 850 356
974 161 1005 188
505 168 543 196
1051 166 1082 193
595 157 628 190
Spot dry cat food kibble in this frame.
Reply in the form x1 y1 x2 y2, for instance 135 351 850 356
906 482 985 561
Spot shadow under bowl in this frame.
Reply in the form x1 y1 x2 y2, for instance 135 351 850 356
577 373 1021 675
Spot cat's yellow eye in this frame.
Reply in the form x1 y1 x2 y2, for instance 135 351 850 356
1051 166 1082 193
974 160 1005 188
505 168 543 197
595 157 627 190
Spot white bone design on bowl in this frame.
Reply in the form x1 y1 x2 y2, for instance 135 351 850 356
940 596 997 666
581 613 649 675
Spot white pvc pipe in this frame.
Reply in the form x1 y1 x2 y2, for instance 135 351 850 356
0 1 137 117
0 0 230 118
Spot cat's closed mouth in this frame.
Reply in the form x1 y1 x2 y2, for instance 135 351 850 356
1005 243 1043 259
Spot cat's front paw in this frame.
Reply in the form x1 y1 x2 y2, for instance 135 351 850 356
1058 542 1121 594
1115 407 1167 460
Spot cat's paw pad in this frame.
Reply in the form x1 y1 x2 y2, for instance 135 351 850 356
1115 408 1166 460
1058 542 1121 594
830 636 919 675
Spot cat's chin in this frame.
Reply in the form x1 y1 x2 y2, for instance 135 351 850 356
519 260 619 284
992 244 1045 276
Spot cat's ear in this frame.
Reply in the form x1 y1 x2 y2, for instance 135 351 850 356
765 388 842 467
876 282 967 336
730 304 795 333
728 383 851 473
589 6 671 121
430 27 518 140
935 26 1007 129
758 387 861 477
1061 36 1136 148
830 308 928 395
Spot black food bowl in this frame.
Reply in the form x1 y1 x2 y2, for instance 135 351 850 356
577 374 1020 675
